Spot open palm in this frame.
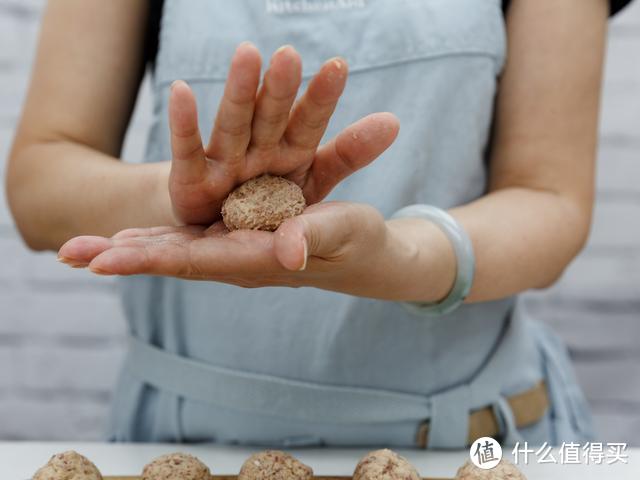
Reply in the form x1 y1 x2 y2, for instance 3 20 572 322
168 42 399 225
58 201 397 301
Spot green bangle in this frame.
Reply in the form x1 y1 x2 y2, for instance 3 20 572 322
391 204 475 316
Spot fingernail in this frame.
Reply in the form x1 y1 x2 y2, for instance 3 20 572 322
89 266 113 276
298 238 308 271
170 79 185 91
329 56 346 70
275 44 293 54
58 256 86 268
237 40 255 50
271 45 293 66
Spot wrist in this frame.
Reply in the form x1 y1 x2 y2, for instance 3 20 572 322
384 217 456 303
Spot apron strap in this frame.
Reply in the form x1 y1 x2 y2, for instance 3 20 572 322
428 383 472 448
125 336 432 424
125 307 539 446
425 305 543 448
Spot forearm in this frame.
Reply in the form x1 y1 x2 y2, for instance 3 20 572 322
384 187 590 304
8 141 174 251
451 187 590 302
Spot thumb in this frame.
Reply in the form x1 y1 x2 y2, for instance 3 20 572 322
273 202 357 271
303 112 400 204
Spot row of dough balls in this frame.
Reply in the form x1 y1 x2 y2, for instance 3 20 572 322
32 448 527 480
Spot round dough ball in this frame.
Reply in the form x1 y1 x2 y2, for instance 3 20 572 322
353 449 421 480
455 459 526 480
32 450 102 480
221 175 306 231
142 452 211 480
238 450 313 480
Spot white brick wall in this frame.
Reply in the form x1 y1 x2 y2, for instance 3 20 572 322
0 0 639 442
0 0 147 441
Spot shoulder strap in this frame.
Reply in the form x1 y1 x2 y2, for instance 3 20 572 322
144 0 165 70
502 0 633 17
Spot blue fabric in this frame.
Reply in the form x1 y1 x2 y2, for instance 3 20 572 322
108 0 595 447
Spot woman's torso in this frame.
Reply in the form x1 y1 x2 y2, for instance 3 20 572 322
109 0 594 447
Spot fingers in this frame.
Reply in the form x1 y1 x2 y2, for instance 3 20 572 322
58 204 376 280
88 229 280 278
274 202 359 271
283 57 348 153
58 235 114 267
250 45 302 151
206 42 262 165
112 226 190 240
88 243 189 276
273 223 308 271
87 226 205 275
303 112 400 203
57 226 204 268
169 80 206 183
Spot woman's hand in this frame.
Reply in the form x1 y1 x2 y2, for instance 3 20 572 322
58 202 408 298
57 201 458 301
168 42 399 225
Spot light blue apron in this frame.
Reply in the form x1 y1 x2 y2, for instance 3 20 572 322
109 0 595 448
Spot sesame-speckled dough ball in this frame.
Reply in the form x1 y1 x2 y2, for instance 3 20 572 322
222 175 306 231
32 451 102 480
142 452 211 480
353 449 421 480
238 450 313 480
455 459 527 480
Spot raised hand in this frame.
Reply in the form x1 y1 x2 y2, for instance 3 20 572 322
168 42 399 225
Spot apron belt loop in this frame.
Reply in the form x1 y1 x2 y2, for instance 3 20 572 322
494 395 524 446
416 380 549 448
426 384 471 449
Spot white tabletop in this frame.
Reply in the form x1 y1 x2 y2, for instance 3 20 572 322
1 442 638 479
